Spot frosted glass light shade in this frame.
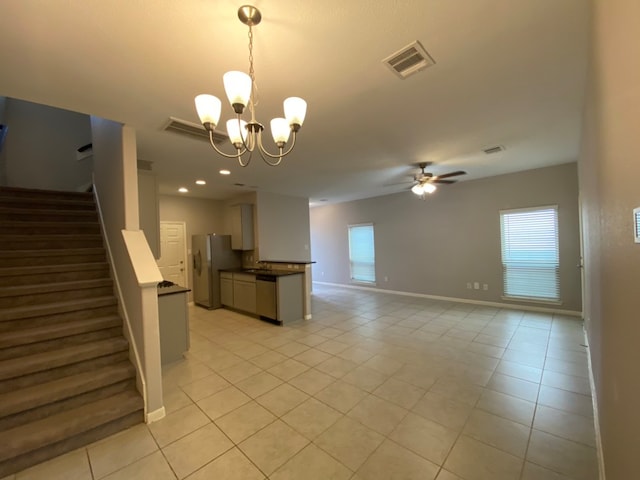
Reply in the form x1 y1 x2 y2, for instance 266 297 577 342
411 184 424 195
226 119 248 145
423 183 437 194
195 94 222 127
223 71 252 108
270 118 291 144
284 97 307 127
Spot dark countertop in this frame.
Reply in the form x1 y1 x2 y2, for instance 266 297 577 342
157 284 191 296
219 268 303 277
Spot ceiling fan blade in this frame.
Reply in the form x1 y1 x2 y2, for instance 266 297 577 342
432 179 456 184
433 170 466 180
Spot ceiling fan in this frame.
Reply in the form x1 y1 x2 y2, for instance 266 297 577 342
410 162 466 196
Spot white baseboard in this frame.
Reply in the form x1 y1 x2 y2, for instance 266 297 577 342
583 329 606 479
146 406 166 424
313 281 582 317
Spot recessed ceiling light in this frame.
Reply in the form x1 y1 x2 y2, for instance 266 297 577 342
220 169 231 175
178 187 189 193
195 179 206 185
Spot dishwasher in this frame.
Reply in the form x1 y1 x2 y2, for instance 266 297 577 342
256 275 277 321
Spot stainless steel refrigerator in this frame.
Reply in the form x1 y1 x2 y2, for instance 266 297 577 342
192 234 242 309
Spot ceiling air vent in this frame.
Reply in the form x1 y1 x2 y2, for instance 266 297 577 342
483 145 505 155
383 40 435 79
163 116 228 144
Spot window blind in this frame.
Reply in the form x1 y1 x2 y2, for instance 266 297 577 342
348 224 375 283
500 206 559 301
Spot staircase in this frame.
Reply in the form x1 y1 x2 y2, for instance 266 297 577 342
0 186 144 477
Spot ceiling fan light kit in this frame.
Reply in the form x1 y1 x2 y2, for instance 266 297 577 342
195 5 307 167
410 162 466 197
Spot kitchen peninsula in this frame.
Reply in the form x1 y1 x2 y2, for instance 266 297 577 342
219 268 304 325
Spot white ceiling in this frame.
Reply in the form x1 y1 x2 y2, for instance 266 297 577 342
0 0 589 204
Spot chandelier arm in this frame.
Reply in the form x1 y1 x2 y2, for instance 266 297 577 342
237 149 252 167
256 131 298 159
208 131 247 159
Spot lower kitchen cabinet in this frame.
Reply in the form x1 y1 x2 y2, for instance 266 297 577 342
233 274 256 314
220 273 234 307
219 271 303 324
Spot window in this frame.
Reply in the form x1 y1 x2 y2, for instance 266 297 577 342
348 224 375 283
500 206 559 302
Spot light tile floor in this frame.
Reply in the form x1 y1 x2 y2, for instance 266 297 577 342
5 284 599 480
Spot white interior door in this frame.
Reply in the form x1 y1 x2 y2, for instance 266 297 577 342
157 221 187 287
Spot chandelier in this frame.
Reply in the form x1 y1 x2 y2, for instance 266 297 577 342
195 5 307 167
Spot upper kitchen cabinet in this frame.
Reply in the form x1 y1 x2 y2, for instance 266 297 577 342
231 204 254 251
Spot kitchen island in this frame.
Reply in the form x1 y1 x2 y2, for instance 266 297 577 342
219 269 304 325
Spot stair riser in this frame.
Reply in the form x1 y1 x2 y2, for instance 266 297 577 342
0 212 98 222
0 378 136 431
0 253 106 268
0 201 96 211
0 410 142 478
0 224 101 235
0 268 110 287
0 351 130 395
0 327 122 361
0 305 118 332
0 237 104 250
0 286 115 309
0 187 93 201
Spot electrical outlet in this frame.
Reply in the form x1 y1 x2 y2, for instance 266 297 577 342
473 282 480 290
384 276 389 282
483 284 488 291
467 282 472 289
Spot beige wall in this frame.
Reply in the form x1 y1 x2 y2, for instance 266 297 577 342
256 191 311 263
159 194 226 294
580 1 640 477
311 163 582 312
3 98 92 191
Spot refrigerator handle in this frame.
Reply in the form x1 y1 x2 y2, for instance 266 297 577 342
194 250 201 275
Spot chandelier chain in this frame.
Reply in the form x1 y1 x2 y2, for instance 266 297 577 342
247 25 259 108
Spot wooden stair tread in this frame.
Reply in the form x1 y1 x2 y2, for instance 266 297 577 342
0 390 143 463
0 362 135 418
0 337 128 381
0 315 121 349
0 296 117 322
0 278 113 298
0 262 108 276
0 248 104 258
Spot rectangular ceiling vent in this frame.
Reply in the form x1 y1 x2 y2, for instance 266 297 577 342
163 116 228 144
483 145 505 155
383 40 435 79
137 159 153 171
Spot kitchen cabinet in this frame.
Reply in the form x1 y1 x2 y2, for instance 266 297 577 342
232 272 256 313
220 272 234 307
231 204 254 251
276 274 304 323
157 285 190 365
